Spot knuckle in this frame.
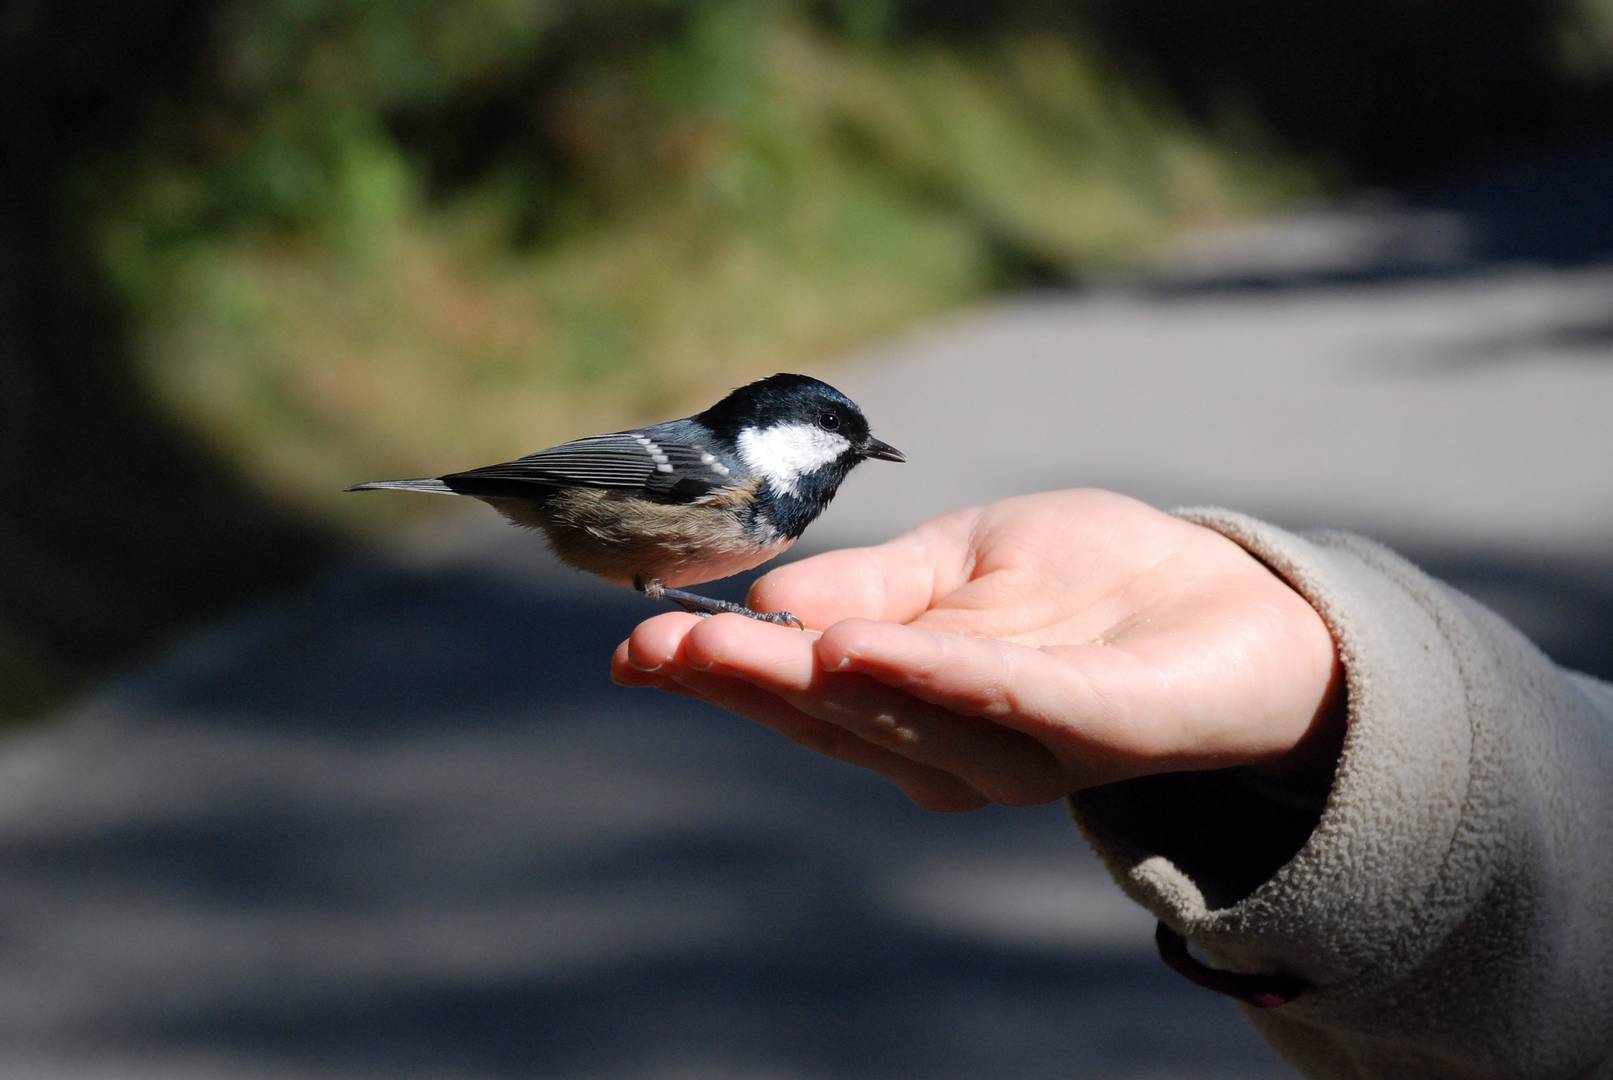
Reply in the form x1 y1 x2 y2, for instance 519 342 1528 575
850 709 921 753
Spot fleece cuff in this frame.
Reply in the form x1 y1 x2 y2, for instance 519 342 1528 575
1070 511 1475 996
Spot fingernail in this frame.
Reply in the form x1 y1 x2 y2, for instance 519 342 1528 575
628 658 665 674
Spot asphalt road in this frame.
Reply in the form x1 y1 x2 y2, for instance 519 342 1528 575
3 151 1610 1079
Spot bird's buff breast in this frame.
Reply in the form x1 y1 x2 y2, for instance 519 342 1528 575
485 485 794 588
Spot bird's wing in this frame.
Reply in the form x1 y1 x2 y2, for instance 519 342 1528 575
442 429 737 501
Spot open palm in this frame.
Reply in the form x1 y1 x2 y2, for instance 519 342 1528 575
612 490 1341 811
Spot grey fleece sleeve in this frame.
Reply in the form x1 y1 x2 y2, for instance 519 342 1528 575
1069 511 1613 1079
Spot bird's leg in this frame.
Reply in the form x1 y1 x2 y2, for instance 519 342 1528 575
635 577 805 630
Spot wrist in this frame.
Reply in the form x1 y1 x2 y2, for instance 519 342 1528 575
1249 582 1347 789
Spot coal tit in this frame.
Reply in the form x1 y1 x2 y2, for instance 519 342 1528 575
345 373 904 627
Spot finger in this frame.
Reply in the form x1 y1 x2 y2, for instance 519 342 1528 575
680 615 1070 804
784 674 1073 806
663 667 991 813
747 507 983 628
815 619 1147 784
612 611 708 679
613 615 987 811
611 642 659 686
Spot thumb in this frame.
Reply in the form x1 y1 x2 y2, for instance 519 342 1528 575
748 508 982 628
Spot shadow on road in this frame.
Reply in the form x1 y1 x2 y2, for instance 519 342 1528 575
0 555 1278 1078
1138 147 1613 295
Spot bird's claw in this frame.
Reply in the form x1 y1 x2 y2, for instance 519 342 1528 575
693 607 804 630
639 580 807 630
756 610 806 631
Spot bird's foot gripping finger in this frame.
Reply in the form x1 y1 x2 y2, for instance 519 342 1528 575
743 608 807 630
637 579 806 630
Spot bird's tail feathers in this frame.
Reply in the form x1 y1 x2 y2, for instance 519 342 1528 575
343 478 455 495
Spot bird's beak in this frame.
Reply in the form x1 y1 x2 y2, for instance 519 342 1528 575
862 437 906 463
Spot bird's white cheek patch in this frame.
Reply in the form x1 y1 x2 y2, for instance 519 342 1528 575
736 423 849 497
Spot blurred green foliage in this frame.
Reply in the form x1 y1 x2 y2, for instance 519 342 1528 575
3 0 1610 716
98 0 1312 524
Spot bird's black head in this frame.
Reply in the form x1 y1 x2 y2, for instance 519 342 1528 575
697 373 904 539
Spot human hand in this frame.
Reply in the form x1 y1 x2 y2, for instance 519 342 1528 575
611 490 1342 811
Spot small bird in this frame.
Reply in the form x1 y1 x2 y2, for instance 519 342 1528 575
345 373 904 627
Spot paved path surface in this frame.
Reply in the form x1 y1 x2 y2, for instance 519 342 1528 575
3 152 1610 1078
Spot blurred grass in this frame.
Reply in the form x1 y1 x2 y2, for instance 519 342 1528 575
98 6 1307 531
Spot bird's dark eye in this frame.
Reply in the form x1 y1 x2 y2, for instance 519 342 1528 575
818 412 840 431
